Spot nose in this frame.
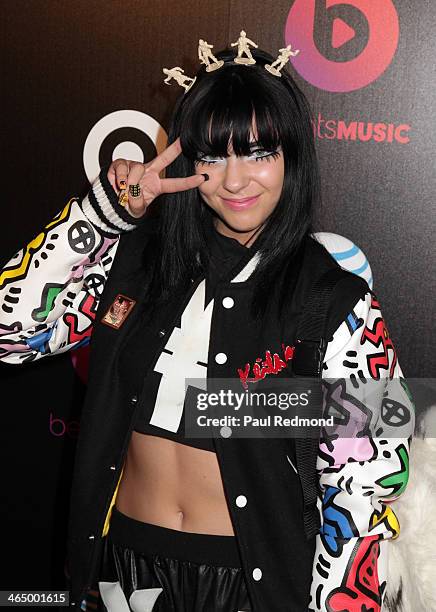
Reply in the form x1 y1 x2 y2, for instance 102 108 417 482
222 156 250 194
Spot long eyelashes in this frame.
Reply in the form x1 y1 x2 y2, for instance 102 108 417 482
194 150 281 166
254 151 281 163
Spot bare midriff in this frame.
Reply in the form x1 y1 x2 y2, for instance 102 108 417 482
114 431 235 535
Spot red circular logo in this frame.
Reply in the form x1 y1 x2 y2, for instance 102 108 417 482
285 0 399 92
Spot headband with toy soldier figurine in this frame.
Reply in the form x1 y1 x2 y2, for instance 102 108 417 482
163 30 300 92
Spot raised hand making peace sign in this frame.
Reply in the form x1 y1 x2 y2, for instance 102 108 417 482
107 137 207 218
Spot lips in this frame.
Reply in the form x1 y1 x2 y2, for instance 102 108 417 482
221 195 260 210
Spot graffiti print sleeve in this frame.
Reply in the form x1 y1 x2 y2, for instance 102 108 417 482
0 169 142 364
309 291 415 612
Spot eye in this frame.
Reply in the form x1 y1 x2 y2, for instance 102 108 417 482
193 155 225 166
248 149 281 162
193 148 282 166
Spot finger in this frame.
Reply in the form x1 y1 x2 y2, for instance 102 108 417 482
160 174 207 194
126 162 146 187
106 169 117 193
113 159 129 190
127 163 148 216
147 137 183 175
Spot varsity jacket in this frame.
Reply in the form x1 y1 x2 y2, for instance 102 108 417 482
0 169 414 611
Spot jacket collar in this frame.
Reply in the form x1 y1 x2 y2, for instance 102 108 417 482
204 219 263 285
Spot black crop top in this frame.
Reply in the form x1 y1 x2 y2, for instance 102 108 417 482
131 223 249 452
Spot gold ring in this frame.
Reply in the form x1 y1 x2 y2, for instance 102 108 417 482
129 184 141 198
118 189 129 207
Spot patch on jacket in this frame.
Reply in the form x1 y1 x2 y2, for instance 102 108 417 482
101 294 136 329
237 344 294 389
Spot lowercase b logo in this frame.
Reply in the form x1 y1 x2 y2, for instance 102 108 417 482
285 0 399 92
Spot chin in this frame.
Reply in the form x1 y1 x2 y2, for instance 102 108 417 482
218 211 265 234
221 221 263 237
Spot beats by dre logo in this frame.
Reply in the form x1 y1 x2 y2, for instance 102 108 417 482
83 109 168 183
285 0 400 92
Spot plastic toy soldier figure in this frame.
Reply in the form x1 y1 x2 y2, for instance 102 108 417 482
231 30 258 64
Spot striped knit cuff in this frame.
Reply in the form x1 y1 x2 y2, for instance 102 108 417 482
80 167 144 236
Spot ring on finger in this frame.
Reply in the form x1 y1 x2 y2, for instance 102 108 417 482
129 184 141 198
118 189 129 207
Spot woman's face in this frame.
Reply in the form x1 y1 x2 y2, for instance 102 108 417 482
194 124 285 245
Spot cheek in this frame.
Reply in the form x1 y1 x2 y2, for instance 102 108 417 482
197 182 215 199
257 169 277 187
196 167 222 197
197 183 219 208
253 158 284 189
194 166 210 197
266 164 285 194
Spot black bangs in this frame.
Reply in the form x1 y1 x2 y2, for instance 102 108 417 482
179 68 282 160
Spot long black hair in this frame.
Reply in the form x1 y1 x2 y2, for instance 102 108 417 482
145 46 320 318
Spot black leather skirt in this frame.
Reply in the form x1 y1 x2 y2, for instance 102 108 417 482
95 506 252 611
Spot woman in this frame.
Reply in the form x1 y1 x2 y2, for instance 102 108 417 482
0 43 414 611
